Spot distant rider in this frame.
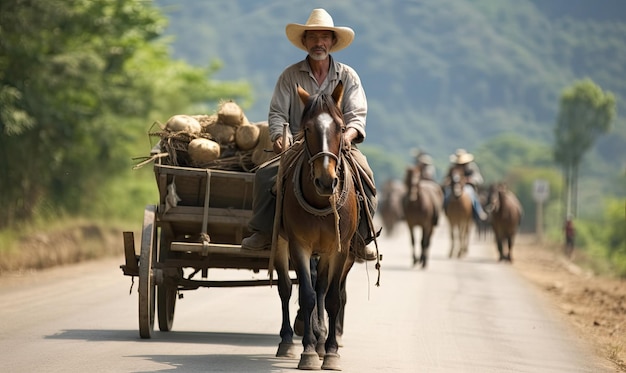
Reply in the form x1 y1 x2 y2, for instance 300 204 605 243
414 150 436 181
443 148 488 222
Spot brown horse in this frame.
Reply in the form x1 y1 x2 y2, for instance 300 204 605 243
272 82 359 370
444 165 473 258
486 183 523 262
402 166 443 268
380 178 406 236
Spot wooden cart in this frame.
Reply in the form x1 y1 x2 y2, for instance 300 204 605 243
121 161 281 339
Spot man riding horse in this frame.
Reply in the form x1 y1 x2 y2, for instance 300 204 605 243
241 8 379 261
443 148 488 223
413 149 437 181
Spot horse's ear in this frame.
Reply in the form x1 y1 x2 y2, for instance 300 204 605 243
331 81 344 108
296 84 310 105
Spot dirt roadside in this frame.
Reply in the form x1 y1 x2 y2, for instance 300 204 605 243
512 234 626 372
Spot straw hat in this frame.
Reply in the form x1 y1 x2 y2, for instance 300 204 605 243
449 148 474 164
286 9 355 53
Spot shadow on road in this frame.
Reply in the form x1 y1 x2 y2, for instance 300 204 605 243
46 329 281 347
129 353 297 373
46 329 300 372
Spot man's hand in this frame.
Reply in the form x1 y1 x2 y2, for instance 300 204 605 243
273 136 289 154
343 127 358 151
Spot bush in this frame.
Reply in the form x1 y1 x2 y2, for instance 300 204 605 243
564 198 626 278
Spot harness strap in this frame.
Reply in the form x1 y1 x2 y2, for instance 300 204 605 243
345 152 382 287
292 154 350 216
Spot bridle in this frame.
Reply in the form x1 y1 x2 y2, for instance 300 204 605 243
301 97 346 179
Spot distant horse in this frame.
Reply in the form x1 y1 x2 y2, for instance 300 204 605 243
380 178 406 236
486 183 523 262
402 166 443 268
475 185 491 240
272 82 359 370
444 165 473 258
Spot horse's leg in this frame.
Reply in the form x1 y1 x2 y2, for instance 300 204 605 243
507 235 514 262
314 257 329 358
275 238 296 358
294 256 319 337
421 224 432 269
458 225 464 258
336 279 347 348
495 232 504 261
336 254 355 348
290 246 319 370
409 224 418 266
321 255 347 371
293 308 304 337
448 223 455 258
460 222 469 258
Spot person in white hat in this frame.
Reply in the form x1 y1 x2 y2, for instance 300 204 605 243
443 148 488 221
242 9 378 261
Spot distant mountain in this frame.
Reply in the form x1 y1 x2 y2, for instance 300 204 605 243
154 0 626 183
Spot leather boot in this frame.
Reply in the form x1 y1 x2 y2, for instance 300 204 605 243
241 232 271 250
352 241 378 261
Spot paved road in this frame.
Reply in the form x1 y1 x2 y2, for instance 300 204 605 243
0 223 612 372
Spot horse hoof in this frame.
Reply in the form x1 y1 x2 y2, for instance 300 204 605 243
298 351 321 370
321 352 341 370
276 342 297 359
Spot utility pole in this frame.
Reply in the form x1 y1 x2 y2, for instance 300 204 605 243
533 179 549 243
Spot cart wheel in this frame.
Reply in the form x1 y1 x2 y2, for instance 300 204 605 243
158 226 177 332
138 205 157 339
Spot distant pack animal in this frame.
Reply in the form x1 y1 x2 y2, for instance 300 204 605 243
380 178 406 236
486 183 523 262
402 165 443 268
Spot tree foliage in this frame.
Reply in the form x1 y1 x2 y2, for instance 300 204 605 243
554 79 616 167
553 79 616 217
0 0 251 228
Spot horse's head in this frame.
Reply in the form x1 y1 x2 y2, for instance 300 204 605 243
486 183 505 213
297 81 345 197
449 165 466 198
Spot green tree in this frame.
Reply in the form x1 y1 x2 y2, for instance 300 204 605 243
553 78 616 218
0 0 251 228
